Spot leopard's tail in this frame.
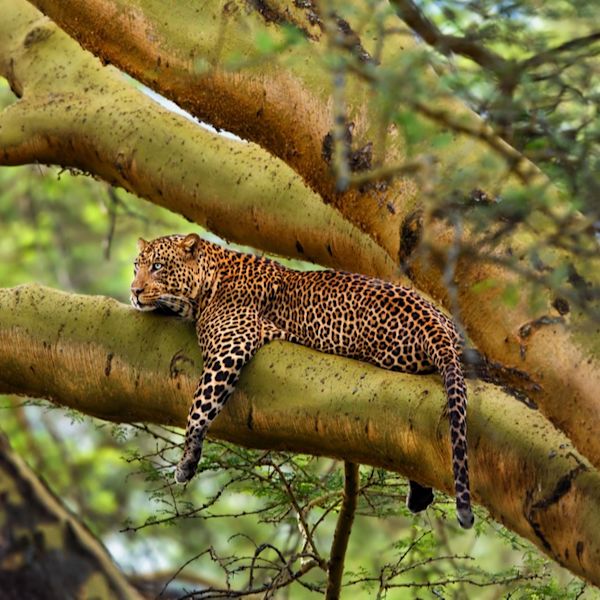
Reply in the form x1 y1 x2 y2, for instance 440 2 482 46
425 328 473 529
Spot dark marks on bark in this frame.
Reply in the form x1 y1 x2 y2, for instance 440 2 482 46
104 353 114 377
524 462 588 557
552 297 570 315
248 0 314 39
461 347 540 408
518 315 565 359
23 26 54 49
399 210 423 274
169 350 195 379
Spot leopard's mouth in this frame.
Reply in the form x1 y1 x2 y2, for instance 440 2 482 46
130 295 158 312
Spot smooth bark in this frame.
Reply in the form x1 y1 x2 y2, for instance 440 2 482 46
0 284 599 586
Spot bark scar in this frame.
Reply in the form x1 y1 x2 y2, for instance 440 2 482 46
518 315 565 360
524 461 588 556
169 350 195 379
104 353 114 377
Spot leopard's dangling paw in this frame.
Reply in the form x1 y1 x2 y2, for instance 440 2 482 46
174 446 203 484
175 464 193 484
457 505 474 529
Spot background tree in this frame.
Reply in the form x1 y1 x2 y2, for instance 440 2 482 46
0 0 599 597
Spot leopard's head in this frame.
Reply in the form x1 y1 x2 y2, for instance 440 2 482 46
130 233 203 319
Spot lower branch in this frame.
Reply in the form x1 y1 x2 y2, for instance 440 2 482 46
1 284 600 587
326 461 360 600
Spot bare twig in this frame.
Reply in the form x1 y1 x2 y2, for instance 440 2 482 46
390 0 600 86
323 0 351 192
349 154 437 188
411 101 539 183
389 0 509 75
521 32 600 70
103 186 118 260
267 459 328 570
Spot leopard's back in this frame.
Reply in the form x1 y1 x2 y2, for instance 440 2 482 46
267 269 457 375
261 267 472 528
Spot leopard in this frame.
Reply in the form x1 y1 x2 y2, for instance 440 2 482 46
130 233 474 529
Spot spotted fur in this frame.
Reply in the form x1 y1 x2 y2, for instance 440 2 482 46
131 234 473 528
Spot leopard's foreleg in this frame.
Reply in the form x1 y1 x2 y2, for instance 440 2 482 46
175 308 280 484
175 357 241 483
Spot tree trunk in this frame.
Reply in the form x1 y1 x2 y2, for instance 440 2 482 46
0 432 142 600
1 284 599 586
2 0 599 475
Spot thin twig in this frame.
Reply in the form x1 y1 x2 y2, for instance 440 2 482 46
349 154 436 187
389 0 508 75
322 0 351 192
268 460 327 570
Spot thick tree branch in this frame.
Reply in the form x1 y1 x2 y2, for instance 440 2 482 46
326 461 359 600
0 2 394 278
24 0 533 255
1 284 600 586
0 433 142 600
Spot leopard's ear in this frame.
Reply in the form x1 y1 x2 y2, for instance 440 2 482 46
181 233 201 256
137 238 149 252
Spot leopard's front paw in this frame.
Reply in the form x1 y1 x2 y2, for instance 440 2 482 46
174 454 200 484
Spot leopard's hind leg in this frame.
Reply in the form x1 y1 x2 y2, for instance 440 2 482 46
406 480 434 513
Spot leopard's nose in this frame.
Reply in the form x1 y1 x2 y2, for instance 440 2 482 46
130 286 143 297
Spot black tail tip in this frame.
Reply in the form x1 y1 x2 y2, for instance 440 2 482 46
457 507 474 529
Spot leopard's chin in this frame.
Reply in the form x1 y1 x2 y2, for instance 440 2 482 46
130 296 158 312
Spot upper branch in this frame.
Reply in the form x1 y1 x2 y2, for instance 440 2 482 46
24 0 544 258
389 0 509 75
0 1 393 278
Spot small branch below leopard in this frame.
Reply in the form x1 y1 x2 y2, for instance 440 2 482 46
326 461 360 600
266 459 328 571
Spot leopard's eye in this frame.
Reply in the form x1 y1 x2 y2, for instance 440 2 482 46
152 262 163 272
133 262 139 275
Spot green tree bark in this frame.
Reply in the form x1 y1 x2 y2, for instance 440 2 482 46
0 432 142 600
1 0 599 476
1 284 599 586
